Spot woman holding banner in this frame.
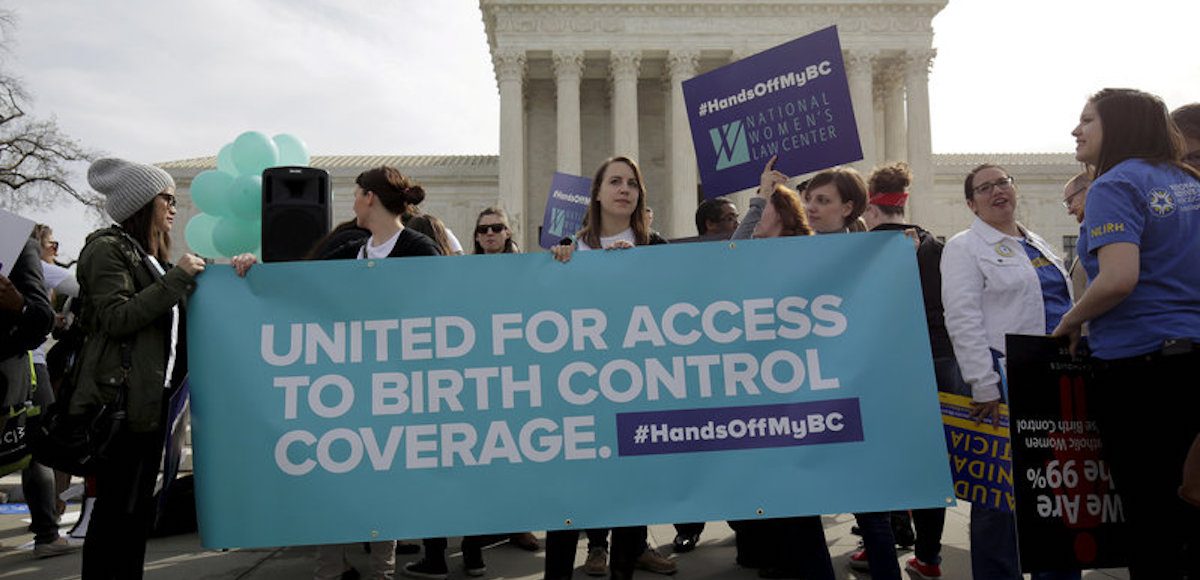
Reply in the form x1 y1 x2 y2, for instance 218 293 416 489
1052 88 1200 579
235 165 440 580
727 159 836 580
75 158 205 579
547 156 672 580
941 164 1077 580
790 165 901 580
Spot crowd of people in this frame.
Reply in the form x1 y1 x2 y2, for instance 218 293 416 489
0 88 1198 580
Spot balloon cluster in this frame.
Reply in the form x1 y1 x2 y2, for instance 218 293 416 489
185 132 310 258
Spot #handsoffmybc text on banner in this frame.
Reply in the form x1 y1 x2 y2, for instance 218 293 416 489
682 26 862 199
539 172 592 249
188 232 951 549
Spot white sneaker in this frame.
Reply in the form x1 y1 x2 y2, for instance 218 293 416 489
34 536 81 558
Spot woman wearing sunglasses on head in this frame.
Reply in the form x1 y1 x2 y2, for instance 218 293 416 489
74 158 206 579
942 164 1077 580
1052 88 1200 579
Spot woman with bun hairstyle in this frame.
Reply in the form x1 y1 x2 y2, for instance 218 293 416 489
1053 88 1200 579
75 158 206 579
234 166 440 580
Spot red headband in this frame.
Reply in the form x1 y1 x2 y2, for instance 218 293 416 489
869 191 909 207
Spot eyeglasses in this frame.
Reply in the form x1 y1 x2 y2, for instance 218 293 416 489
476 223 506 235
972 176 1015 196
719 213 740 224
158 193 177 208
1061 185 1088 209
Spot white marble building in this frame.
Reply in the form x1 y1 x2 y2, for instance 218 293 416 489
164 0 1087 262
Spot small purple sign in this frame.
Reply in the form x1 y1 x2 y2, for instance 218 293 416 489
539 172 593 249
616 398 863 456
682 26 862 199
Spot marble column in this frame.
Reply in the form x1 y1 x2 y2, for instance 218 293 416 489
553 50 584 176
495 48 527 245
903 49 936 224
881 62 908 165
873 82 886 167
666 49 699 239
609 50 641 160
845 50 878 173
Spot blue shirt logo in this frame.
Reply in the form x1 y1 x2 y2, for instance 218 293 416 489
1147 188 1176 217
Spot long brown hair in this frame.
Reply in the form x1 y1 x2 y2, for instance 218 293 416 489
576 156 649 248
768 185 813 237
408 214 456 256
1090 88 1200 180
120 198 170 263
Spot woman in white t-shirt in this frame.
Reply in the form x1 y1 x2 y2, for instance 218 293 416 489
551 156 666 264
545 157 670 580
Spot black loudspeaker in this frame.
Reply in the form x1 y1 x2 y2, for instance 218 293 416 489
261 166 331 263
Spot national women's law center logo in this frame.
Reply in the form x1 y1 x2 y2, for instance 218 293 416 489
1148 188 1176 217
709 120 751 170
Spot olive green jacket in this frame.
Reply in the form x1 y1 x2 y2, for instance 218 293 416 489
70 227 195 433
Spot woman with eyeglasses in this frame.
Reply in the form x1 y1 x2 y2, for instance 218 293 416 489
473 207 518 254
1051 89 1200 579
73 158 206 579
941 164 1077 580
547 156 671 580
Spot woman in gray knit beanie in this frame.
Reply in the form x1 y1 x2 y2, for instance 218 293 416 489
76 157 205 579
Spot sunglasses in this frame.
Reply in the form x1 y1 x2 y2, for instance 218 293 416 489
476 223 507 235
158 193 177 208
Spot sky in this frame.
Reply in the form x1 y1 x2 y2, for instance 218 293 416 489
6 0 1198 259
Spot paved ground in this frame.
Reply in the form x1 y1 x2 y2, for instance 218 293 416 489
0 491 1129 580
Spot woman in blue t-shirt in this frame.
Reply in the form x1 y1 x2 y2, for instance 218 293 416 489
1053 88 1200 579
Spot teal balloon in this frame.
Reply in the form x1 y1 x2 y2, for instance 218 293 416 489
212 217 260 257
190 170 235 217
185 214 220 258
216 143 238 176
273 133 310 166
229 174 262 221
231 131 279 176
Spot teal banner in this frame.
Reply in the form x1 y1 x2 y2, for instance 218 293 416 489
188 232 953 548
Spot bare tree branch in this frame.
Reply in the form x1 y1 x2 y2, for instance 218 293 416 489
0 8 99 213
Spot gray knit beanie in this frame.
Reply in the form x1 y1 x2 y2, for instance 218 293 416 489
88 158 176 223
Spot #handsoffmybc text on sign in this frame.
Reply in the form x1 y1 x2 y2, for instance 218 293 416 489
539 172 592 249
683 26 862 199
188 233 950 548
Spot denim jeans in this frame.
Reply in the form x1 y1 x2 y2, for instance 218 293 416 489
854 512 900 580
969 505 1080 580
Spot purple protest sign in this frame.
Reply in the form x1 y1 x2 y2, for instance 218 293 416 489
683 26 862 199
616 398 863 456
539 172 593 249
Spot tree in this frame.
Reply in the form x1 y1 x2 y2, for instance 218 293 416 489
0 9 97 212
